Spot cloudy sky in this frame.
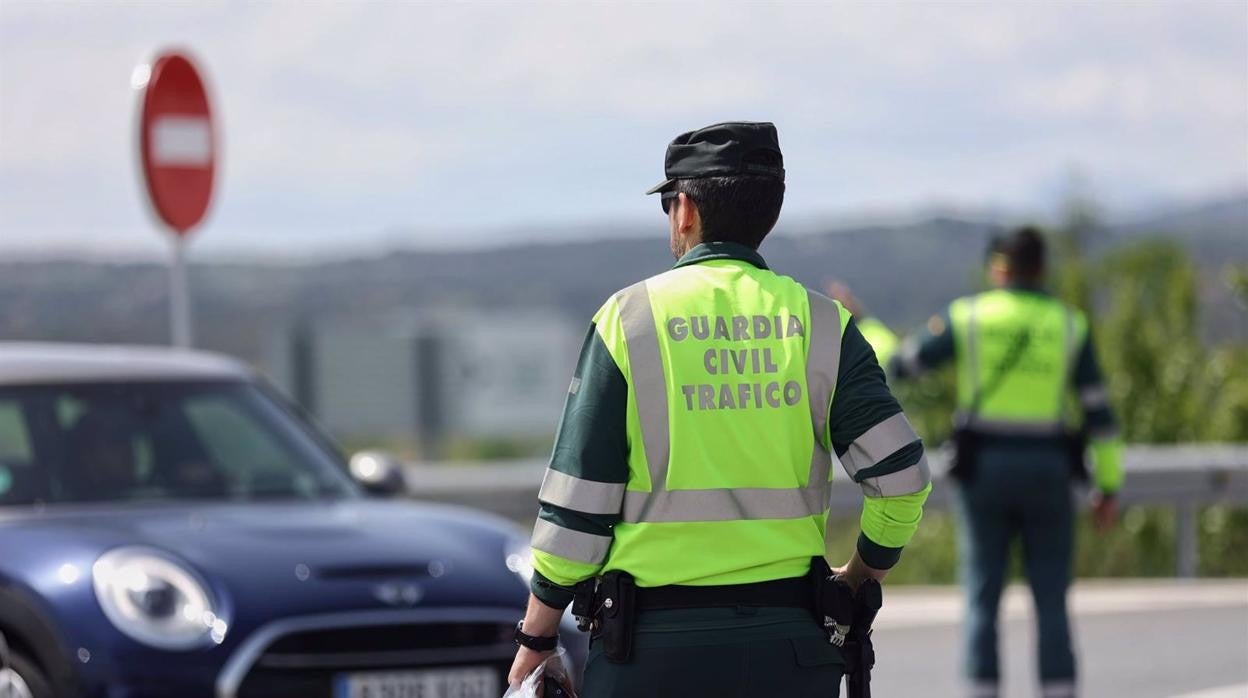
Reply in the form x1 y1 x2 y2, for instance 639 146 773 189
1 0 1245 259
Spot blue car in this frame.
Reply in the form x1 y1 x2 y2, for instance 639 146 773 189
0 343 580 698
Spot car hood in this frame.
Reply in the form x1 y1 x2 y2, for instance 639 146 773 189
0 498 531 624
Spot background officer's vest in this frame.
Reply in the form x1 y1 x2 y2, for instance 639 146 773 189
858 317 899 366
948 288 1088 435
594 259 851 588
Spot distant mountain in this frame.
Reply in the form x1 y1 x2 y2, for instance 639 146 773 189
1111 194 1247 265
1 195 1243 366
1119 194 1247 237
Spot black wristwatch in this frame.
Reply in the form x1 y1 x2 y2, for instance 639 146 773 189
514 621 559 652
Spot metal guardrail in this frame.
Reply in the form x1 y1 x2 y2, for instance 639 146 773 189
403 445 1248 578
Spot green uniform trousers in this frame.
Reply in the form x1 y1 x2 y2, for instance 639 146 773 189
580 606 844 698
954 443 1076 694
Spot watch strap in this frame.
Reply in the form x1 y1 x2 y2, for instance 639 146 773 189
514 621 559 652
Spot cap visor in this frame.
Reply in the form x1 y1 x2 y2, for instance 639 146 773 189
645 179 676 195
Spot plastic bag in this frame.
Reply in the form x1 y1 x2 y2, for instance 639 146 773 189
502 647 577 698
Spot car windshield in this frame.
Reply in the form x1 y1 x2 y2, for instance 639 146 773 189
0 381 358 506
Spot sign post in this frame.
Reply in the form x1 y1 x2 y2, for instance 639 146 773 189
135 51 216 348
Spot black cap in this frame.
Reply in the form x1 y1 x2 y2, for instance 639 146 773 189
645 121 785 195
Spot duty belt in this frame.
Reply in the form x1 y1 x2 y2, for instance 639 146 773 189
573 571 818 664
635 574 814 611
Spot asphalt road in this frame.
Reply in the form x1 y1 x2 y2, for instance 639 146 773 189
867 580 1248 698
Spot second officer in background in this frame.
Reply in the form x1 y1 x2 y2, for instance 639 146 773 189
890 227 1125 698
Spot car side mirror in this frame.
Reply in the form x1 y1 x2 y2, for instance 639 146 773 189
348 451 407 497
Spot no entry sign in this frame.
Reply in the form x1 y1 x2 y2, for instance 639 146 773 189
138 51 215 236
135 50 217 347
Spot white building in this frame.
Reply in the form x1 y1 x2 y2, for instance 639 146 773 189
264 309 581 454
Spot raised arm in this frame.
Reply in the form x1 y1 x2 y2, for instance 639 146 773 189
889 310 956 380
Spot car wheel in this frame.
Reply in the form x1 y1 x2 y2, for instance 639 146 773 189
0 652 52 698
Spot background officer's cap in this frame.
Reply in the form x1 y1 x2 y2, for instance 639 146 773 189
645 121 785 195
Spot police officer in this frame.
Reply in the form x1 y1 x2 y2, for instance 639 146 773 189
889 227 1125 698
507 122 932 697
826 281 899 366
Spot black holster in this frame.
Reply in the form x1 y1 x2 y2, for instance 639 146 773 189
810 557 854 646
595 571 637 663
571 578 597 633
810 558 882 698
843 579 882 698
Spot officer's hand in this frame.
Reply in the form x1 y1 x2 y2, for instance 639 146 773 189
1091 492 1118 533
831 550 889 593
508 646 554 688
830 563 856 590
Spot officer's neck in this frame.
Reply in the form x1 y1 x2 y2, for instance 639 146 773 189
1003 278 1047 293
673 230 704 259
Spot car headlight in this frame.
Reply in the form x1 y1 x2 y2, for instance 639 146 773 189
505 540 534 584
92 548 227 650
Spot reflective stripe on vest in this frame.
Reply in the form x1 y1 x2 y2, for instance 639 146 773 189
616 280 670 523
614 282 841 524
1062 307 1077 410
805 289 842 492
965 295 980 398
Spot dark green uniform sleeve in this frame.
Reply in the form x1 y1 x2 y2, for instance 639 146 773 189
529 322 629 610
889 310 955 379
1072 332 1118 438
829 319 931 570
1071 330 1125 493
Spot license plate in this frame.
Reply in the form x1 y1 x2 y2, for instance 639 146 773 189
334 667 498 698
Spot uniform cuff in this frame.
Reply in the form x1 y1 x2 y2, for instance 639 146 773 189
530 570 575 611
857 532 903 570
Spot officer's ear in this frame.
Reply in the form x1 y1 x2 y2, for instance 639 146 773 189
675 192 700 235
987 254 1010 288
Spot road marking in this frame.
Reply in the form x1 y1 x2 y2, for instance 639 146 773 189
1169 684 1248 698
